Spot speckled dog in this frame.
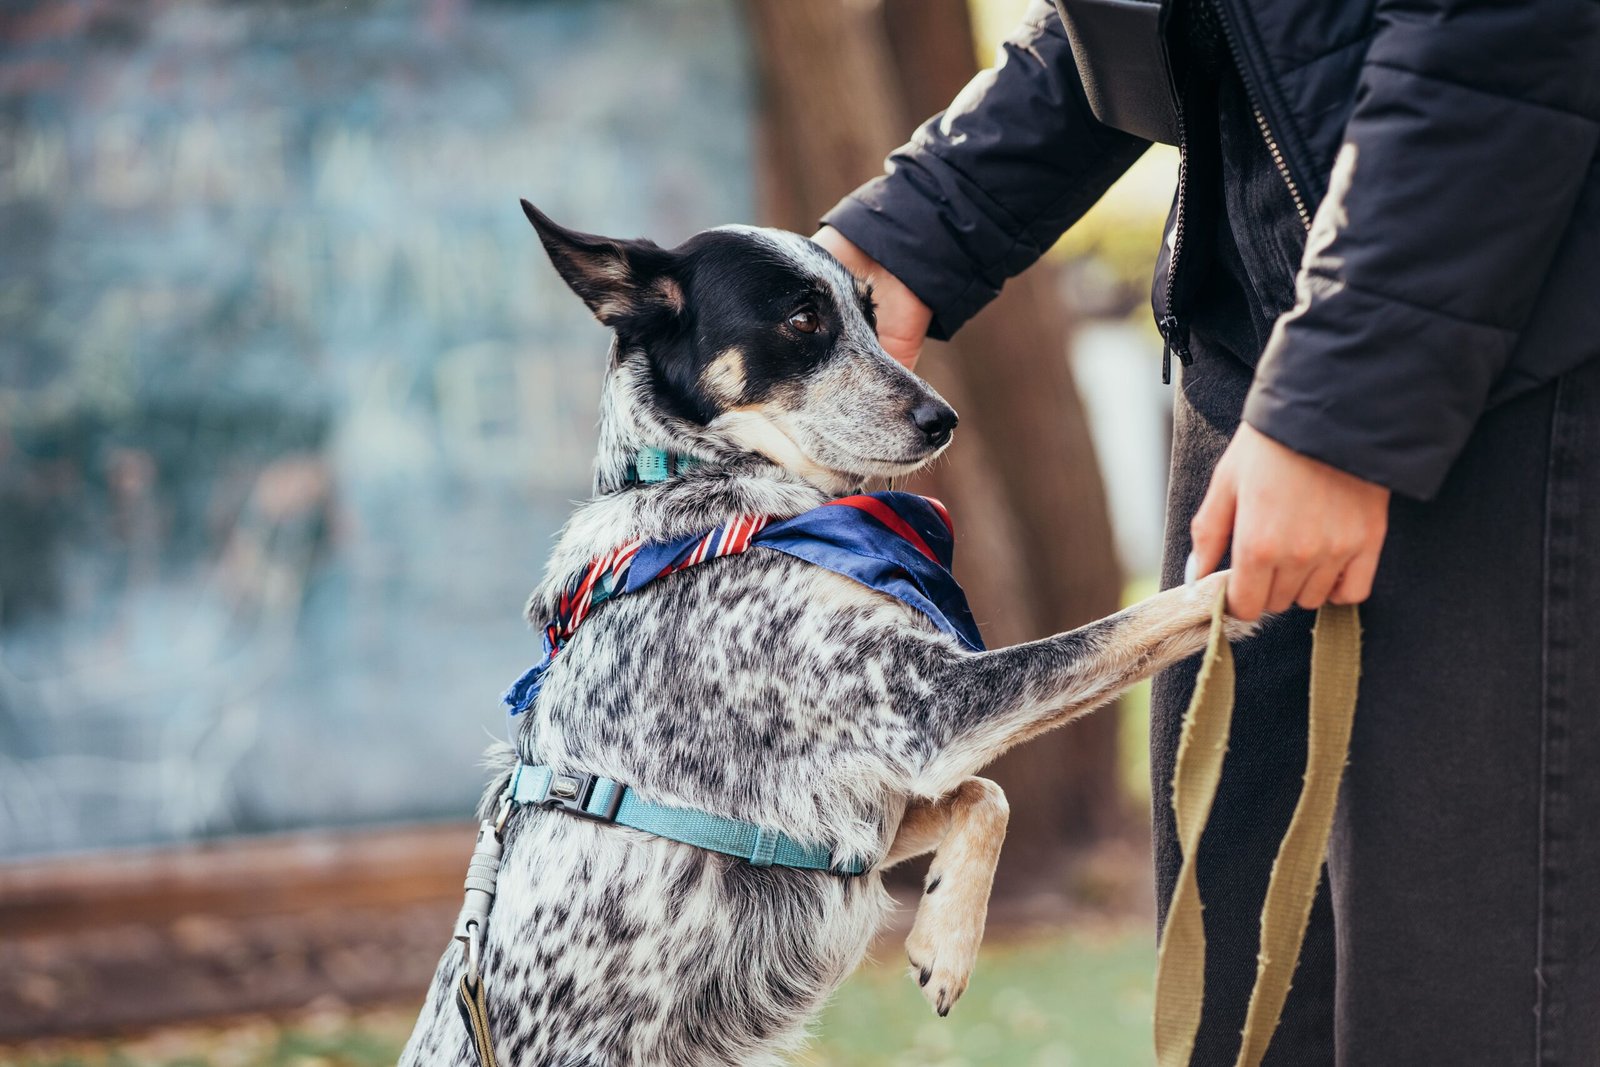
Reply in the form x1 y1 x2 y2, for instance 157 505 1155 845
400 203 1245 1067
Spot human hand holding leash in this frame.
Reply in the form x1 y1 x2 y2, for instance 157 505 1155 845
814 226 931 370
1187 423 1390 621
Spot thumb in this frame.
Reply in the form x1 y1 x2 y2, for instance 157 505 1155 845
1188 465 1236 583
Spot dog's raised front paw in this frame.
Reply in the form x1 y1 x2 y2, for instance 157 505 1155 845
904 872 985 1017
1183 570 1264 643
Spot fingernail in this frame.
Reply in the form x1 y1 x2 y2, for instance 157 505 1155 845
1184 552 1199 585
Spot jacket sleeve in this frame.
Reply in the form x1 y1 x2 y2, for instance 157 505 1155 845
820 0 1149 340
1243 0 1600 500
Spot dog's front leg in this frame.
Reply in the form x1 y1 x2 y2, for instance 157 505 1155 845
884 778 1009 1017
918 572 1251 792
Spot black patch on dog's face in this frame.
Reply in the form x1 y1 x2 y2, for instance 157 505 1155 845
647 230 876 423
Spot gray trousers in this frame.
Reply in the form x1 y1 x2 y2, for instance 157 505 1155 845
1151 337 1600 1066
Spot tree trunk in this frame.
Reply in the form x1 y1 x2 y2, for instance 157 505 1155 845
745 0 1125 891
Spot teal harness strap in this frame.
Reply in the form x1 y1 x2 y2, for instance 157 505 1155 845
510 764 869 876
627 447 701 484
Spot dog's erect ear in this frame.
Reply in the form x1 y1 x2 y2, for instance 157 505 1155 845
521 199 683 330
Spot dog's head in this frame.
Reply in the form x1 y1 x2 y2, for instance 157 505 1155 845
523 200 957 494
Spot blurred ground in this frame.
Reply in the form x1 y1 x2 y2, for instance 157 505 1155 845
0 919 1155 1067
0 829 1159 1066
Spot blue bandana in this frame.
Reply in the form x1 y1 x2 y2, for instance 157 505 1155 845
502 492 984 727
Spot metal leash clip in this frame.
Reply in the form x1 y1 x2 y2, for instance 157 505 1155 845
455 791 513 980
453 790 513 1067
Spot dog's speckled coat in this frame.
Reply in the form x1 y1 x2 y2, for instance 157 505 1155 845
400 207 1243 1066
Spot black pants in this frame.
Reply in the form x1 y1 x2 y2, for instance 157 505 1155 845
1152 336 1600 1066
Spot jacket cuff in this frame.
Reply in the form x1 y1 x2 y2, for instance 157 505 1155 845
1242 282 1516 501
822 178 1011 342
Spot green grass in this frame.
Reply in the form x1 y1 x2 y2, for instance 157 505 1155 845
799 924 1154 1067
1 925 1155 1067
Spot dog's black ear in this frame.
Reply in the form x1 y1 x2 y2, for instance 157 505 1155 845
521 199 683 330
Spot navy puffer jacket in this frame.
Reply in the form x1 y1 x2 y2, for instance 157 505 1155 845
822 0 1600 499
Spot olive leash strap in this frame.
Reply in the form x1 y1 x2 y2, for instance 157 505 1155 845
1154 583 1363 1067
1153 581 1237 1066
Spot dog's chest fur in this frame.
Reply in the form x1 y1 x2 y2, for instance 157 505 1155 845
401 475 959 1066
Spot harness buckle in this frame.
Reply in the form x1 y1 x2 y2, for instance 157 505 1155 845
535 771 623 822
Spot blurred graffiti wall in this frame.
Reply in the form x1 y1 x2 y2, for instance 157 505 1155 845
0 0 754 857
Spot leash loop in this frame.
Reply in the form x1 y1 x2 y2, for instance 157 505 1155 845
456 967 500 1067
465 920 483 987
1153 583 1362 1066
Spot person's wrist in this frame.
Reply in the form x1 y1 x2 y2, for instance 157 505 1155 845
813 225 871 274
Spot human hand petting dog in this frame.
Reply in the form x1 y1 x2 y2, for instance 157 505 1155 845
815 226 931 369
1187 424 1390 620
812 228 1392 622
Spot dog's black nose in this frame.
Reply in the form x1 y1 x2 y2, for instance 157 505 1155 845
911 399 958 447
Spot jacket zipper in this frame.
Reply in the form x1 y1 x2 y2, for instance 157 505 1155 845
1159 141 1189 384
1248 104 1310 232
1158 39 1191 384
1212 0 1311 233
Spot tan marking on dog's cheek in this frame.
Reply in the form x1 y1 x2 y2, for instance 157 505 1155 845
701 347 748 405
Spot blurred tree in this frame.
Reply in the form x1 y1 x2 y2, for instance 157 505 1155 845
746 0 1126 894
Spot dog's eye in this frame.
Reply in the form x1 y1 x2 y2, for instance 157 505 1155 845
788 308 820 334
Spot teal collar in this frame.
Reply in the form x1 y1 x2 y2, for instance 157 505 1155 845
626 447 702 484
509 763 869 876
